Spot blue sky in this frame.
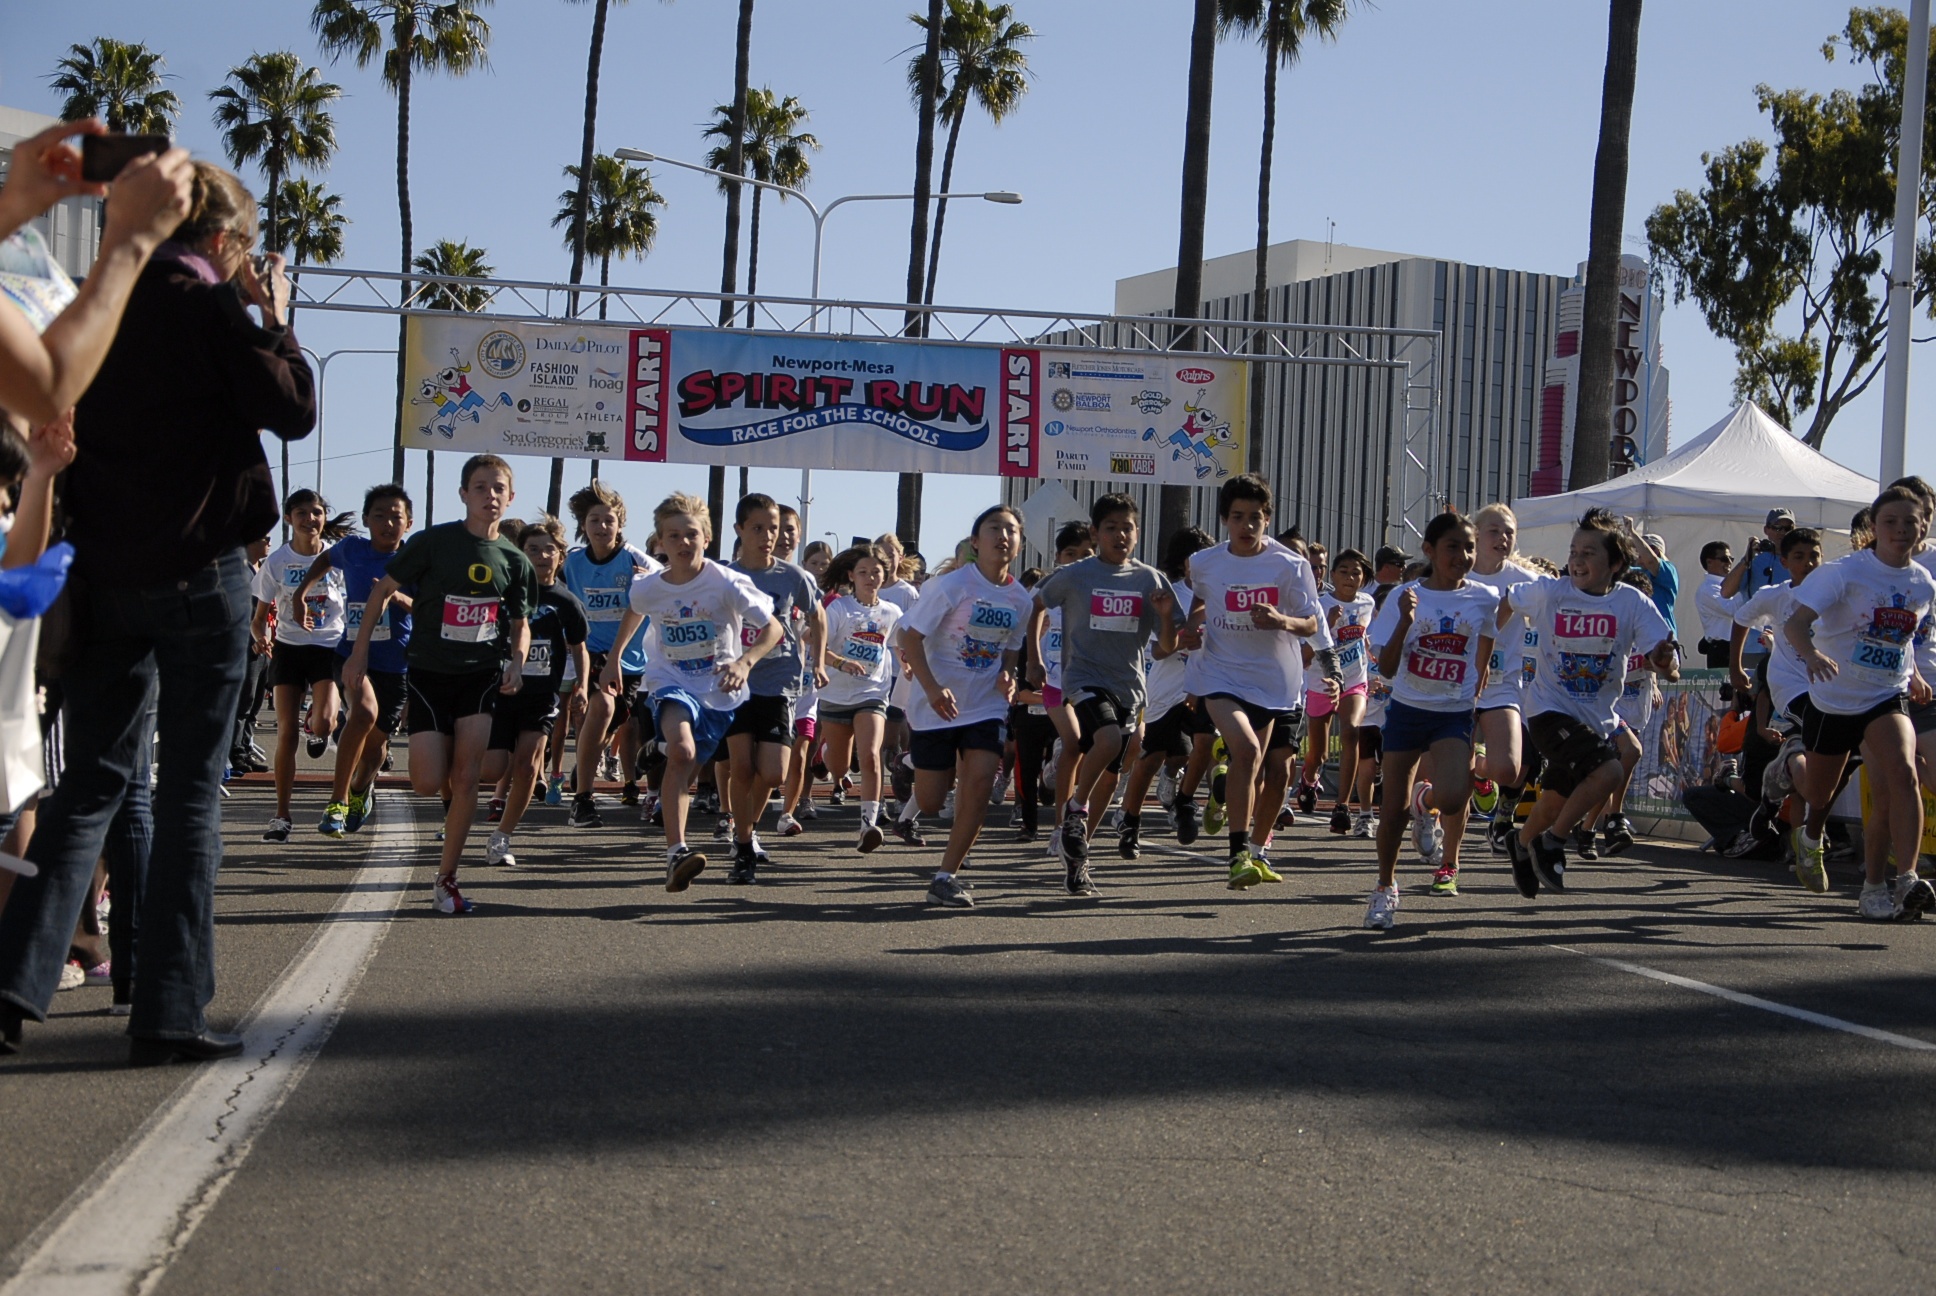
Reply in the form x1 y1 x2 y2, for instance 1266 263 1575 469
4 0 1926 555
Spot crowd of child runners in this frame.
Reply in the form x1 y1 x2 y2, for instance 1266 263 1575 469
234 459 1936 932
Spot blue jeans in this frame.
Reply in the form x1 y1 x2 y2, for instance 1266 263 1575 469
0 548 249 1038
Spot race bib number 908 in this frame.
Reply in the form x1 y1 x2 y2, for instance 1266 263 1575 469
1089 589 1144 633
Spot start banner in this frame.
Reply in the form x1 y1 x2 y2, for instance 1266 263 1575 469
402 316 1244 485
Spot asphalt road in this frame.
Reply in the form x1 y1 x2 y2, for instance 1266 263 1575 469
4 779 1935 1294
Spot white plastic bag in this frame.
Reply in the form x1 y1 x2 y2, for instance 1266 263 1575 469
0 611 45 815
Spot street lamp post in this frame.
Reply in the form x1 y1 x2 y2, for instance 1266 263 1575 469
1880 0 1931 484
614 147 1021 544
300 346 397 495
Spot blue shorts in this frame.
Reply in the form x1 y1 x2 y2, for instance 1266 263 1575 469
651 688 737 766
1380 697 1474 753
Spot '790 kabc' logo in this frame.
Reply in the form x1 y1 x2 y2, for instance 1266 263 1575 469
476 330 527 380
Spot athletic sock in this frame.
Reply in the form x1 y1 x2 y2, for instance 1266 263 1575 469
1122 812 1141 830
861 800 880 827
1497 785 1523 808
1229 830 1249 856
898 798 919 823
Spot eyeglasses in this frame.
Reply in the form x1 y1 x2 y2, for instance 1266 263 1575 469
1769 522 1794 532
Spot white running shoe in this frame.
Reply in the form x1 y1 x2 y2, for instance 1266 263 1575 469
485 830 515 867
777 813 804 837
1364 885 1399 930
1859 883 1900 921
599 754 621 784
750 833 771 865
1349 810 1376 839
1155 768 1177 809
1409 781 1443 865
940 790 956 821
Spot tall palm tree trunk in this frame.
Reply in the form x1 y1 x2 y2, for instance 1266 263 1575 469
390 10 416 488
744 186 763 328
923 103 967 305
711 0 756 555
592 253 612 481
1570 0 1644 492
554 0 612 516
1161 0 1221 550
897 0 945 546
1248 2 1280 476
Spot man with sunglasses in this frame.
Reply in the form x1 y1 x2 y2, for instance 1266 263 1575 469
1722 508 1797 674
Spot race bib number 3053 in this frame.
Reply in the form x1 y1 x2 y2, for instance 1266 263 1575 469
441 595 499 643
662 616 718 670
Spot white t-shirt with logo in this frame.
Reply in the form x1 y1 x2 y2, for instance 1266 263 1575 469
1322 591 1377 692
626 560 773 713
1367 580 1501 713
819 593 904 709
1734 580 1811 716
1516 576 1674 734
1471 563 1538 711
1144 582 1196 718
1183 543 1324 712
899 563 1033 731
1913 546 1936 685
1614 650 1657 732
1793 549 1936 714
254 543 347 648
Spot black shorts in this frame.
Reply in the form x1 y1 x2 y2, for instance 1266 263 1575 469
272 642 338 689
359 667 407 736
1203 692 1301 753
1911 698 1936 736
1798 693 1907 758
1354 723 1383 762
406 668 501 738
1071 687 1139 773
909 718 1007 771
1142 701 1195 761
725 692 794 746
820 699 887 726
1526 711 1621 798
886 704 907 723
489 686 559 750
1190 697 1220 737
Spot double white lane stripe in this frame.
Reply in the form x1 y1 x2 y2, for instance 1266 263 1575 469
0 805 418 1296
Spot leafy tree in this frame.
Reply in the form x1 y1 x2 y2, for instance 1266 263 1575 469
47 38 181 133
552 155 664 312
906 1 1033 305
704 87 818 323
1647 5 1936 449
210 51 341 257
412 238 493 311
265 178 349 266
1160 0 1222 547
313 0 493 485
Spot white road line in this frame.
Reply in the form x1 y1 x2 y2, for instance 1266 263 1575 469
1556 945 1936 1053
0 805 419 1296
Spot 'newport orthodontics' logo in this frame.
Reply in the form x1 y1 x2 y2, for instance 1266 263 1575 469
476 330 526 379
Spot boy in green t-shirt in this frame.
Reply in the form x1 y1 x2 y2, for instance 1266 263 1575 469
345 454 537 914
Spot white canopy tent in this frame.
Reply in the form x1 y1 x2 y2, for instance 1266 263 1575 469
1510 402 1879 639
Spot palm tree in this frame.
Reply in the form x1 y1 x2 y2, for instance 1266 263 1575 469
411 238 493 522
898 0 946 545
267 179 349 267
312 0 492 487
1160 0 1223 548
907 1 1032 306
708 0 758 555
1569 0 1645 491
553 156 664 313
1221 0 1353 472
704 88 818 325
210 51 342 258
47 38 181 133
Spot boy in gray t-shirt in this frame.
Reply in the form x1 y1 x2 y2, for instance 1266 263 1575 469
1032 493 1179 889
723 494 827 881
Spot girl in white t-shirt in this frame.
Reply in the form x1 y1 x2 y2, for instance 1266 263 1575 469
1469 503 1541 855
899 505 1034 908
1023 522 1093 851
815 545 905 854
1313 550 1377 836
249 490 351 843
1364 512 1499 928
1783 485 1936 919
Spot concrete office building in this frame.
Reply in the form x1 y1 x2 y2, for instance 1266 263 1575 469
1004 238 1580 561
0 104 103 280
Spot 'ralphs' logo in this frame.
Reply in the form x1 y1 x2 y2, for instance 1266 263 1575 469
1176 367 1216 385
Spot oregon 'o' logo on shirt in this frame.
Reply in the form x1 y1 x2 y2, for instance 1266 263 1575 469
468 562 494 585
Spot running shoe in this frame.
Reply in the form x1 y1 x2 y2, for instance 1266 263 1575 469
1790 827 1829 893
777 813 804 837
620 783 640 807
927 873 974 907
1506 827 1539 898
1204 780 1228 836
318 802 348 838
82 961 112 986
798 798 819 820
306 734 328 760
1155 768 1177 809
1118 821 1141 859
1363 885 1399 931
1251 851 1284 884
1296 778 1319 816
1763 735 1805 802
262 816 292 843
57 960 84 991
1529 830 1567 892
1859 883 1900 921
1600 815 1636 857
1328 805 1351 835
858 823 885 854
1227 850 1265 890
599 754 621 784
1487 816 1514 856
1570 826 1600 862
1014 824 1038 844
1275 804 1299 831
432 874 474 915
345 788 373 833
989 765 1011 806
890 758 915 805
1470 778 1498 816
484 830 512 867
1059 814 1090 867
665 845 707 892
892 816 927 848
727 850 757 885
1410 806 1444 867
1430 864 1459 896
713 815 734 841
828 781 847 808
647 797 664 827
940 790 956 822
1349 811 1377 839
1892 872 1935 921
486 797 505 824
545 776 565 806
750 833 771 865
1174 797 1201 846
569 796 603 829
1066 860 1099 897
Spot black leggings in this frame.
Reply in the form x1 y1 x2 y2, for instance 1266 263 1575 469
1010 710 1058 832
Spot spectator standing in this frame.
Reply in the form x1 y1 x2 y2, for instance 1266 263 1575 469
1694 541 1739 669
